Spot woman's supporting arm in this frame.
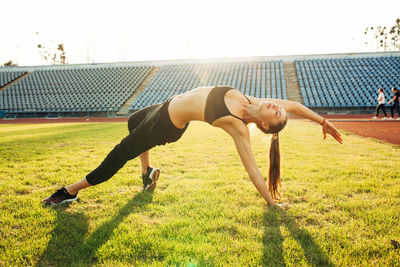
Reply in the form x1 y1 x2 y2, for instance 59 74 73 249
230 128 277 206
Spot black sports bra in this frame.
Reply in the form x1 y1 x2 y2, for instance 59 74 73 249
204 86 251 125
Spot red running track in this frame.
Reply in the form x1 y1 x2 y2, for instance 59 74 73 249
1 114 400 145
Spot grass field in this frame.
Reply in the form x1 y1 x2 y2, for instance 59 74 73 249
1 120 399 266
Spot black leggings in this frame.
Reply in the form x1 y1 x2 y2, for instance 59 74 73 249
375 104 387 117
390 102 400 118
86 99 189 186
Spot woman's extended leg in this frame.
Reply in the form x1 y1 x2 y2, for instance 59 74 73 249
58 151 152 196
42 127 153 204
42 113 154 204
42 100 186 204
65 178 91 195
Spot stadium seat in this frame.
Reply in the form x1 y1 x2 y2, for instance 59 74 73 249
130 60 288 110
0 65 153 115
295 55 400 108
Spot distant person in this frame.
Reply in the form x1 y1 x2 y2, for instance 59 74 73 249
372 88 387 120
387 87 400 120
42 86 342 209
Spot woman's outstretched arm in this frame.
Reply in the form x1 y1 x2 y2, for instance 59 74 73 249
247 96 343 144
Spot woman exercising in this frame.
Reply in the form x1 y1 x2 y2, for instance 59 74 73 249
42 86 342 208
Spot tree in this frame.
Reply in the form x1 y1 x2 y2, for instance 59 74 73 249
364 18 400 51
36 32 67 65
2 60 18 67
58 44 66 64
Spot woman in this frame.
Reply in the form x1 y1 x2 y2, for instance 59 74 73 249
388 87 400 120
372 88 387 120
42 86 342 208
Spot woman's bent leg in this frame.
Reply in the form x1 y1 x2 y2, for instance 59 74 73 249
140 151 150 174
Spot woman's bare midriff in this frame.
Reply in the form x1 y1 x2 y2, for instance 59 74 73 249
167 87 213 129
167 86 251 129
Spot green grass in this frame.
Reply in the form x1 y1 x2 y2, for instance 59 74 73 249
0 120 399 266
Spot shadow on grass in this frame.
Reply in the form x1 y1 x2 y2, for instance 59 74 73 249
262 208 333 267
35 190 154 266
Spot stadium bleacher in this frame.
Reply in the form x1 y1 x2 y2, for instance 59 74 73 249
0 65 152 115
0 71 27 88
1 53 399 117
296 56 400 109
130 61 288 110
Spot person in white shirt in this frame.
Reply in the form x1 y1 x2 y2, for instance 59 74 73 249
372 88 387 120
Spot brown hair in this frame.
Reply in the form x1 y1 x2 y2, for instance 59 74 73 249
257 117 287 200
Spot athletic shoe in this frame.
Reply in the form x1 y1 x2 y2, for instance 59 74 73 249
396 118 400 120
371 116 378 120
142 166 160 191
42 187 78 205
381 117 388 120
388 117 394 120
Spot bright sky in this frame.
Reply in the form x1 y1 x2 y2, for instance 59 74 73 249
1 0 399 66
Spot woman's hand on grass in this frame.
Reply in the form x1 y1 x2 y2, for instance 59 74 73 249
322 120 343 144
276 203 290 209
268 203 290 209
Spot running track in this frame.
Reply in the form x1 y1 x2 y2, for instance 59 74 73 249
1 114 400 145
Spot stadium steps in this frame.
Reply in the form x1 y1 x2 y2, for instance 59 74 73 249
283 62 303 104
117 66 160 115
0 72 29 91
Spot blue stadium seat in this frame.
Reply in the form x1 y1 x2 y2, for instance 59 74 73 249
295 56 400 109
0 65 153 115
129 60 289 111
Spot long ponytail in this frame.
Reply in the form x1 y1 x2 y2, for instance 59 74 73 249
256 116 287 201
268 133 281 200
